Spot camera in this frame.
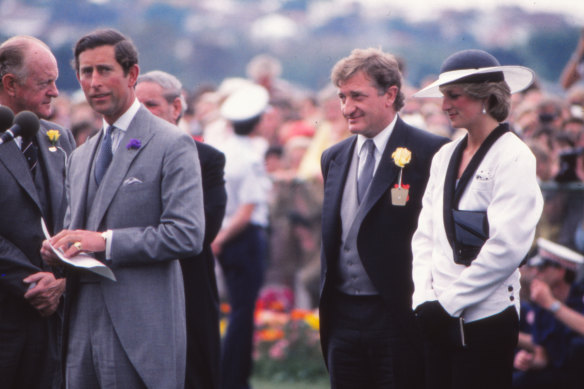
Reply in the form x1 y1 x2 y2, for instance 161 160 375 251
555 147 584 183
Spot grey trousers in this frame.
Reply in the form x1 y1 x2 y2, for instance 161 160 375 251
66 283 146 389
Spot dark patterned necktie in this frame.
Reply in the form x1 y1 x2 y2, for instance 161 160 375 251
357 139 376 204
95 125 114 186
21 136 38 174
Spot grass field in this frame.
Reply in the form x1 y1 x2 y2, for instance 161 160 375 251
251 377 329 389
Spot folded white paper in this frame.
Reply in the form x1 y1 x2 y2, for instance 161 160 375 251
41 219 116 281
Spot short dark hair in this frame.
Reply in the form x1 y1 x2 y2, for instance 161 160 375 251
265 145 283 160
563 116 584 128
331 48 405 112
233 115 262 136
565 268 576 284
73 28 138 75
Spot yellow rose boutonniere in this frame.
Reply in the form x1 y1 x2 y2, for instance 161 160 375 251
391 147 412 206
391 147 411 168
47 129 60 152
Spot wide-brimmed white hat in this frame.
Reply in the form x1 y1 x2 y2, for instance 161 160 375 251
414 49 535 98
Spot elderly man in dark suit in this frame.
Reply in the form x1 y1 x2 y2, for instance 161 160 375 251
319 48 448 389
136 69 227 389
0 36 76 389
42 29 204 389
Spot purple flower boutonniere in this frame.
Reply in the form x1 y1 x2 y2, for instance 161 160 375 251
126 139 141 150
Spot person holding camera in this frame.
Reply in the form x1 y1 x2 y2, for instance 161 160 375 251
411 49 543 389
513 238 584 389
560 28 584 91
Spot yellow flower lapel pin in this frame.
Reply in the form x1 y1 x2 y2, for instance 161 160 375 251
391 147 411 206
47 129 60 152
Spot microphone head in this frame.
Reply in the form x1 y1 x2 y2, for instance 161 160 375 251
14 110 40 138
0 105 15 131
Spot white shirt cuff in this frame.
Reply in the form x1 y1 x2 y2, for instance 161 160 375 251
102 230 113 260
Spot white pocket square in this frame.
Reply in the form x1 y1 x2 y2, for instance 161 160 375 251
123 177 143 185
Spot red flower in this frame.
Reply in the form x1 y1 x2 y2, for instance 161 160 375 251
220 302 231 314
392 183 410 202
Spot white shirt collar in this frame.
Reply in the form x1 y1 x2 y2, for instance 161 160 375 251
101 98 141 135
356 114 398 157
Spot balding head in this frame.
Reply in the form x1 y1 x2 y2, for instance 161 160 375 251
0 35 59 118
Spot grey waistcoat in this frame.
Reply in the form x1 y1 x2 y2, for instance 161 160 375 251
336 145 379 296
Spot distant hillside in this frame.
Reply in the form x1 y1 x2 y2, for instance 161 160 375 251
0 0 579 95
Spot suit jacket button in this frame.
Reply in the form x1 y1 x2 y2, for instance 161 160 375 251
509 296 515 301
508 286 513 292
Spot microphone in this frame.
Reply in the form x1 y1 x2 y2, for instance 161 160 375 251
0 105 15 132
0 110 40 145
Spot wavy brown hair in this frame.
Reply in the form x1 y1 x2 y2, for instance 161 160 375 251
331 47 405 112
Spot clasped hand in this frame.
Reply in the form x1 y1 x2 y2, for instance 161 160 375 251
23 272 65 317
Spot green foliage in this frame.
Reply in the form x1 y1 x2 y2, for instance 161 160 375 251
524 27 582 82
251 376 330 389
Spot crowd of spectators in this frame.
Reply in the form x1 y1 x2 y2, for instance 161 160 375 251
42 37 584 384
46 42 584 306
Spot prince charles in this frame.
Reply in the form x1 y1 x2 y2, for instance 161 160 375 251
42 29 204 389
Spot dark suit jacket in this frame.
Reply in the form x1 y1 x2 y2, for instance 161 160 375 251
181 140 226 389
0 120 75 318
319 117 448 361
0 120 75 387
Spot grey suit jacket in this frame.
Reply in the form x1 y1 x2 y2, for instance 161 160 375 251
64 107 204 389
0 120 74 314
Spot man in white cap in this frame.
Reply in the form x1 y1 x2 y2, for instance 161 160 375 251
513 238 584 389
211 84 271 389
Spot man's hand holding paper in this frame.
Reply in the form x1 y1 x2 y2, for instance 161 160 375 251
48 229 106 258
39 219 116 281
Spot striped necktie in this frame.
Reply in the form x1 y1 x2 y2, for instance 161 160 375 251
21 136 38 174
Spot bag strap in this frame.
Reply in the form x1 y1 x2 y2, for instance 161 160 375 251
443 123 510 253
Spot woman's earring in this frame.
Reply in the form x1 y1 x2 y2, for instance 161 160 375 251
482 104 487 114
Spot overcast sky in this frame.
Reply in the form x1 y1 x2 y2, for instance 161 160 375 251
348 0 584 24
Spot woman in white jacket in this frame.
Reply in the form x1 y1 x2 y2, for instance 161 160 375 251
411 49 544 389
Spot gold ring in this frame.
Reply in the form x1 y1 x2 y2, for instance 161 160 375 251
73 241 82 251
